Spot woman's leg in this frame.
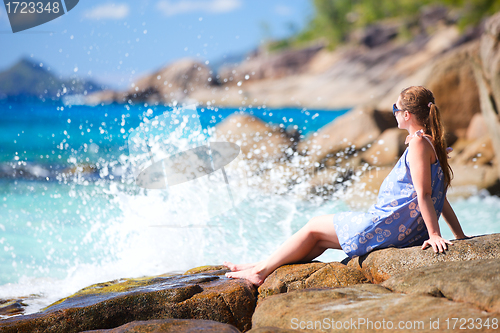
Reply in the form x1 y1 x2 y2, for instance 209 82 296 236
224 239 330 272
225 214 341 285
224 239 329 272
298 240 331 262
223 261 262 272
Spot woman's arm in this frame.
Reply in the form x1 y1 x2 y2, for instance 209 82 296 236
442 196 468 239
408 137 452 253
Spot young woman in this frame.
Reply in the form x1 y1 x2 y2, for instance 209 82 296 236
224 86 468 286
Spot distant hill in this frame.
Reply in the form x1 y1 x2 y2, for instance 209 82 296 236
0 58 103 101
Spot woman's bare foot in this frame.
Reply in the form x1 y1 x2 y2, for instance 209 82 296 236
225 268 266 286
223 261 259 272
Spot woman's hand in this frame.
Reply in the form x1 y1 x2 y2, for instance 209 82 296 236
421 234 453 253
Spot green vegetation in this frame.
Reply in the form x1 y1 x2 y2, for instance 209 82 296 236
444 0 500 29
272 0 500 51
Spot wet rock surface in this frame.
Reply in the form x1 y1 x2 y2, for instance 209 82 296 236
0 270 256 333
0 299 28 317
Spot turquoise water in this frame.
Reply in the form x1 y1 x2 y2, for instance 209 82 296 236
0 100 499 316
0 100 347 165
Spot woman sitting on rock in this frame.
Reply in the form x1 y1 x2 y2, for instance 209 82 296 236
224 86 468 286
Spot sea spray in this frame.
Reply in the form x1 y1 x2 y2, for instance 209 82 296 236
0 175 348 316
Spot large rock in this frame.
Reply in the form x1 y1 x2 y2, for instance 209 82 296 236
425 42 481 136
474 11 500 180
252 284 498 332
448 134 498 197
115 59 214 104
213 113 292 163
82 319 240 333
0 270 257 333
306 49 342 75
85 58 215 105
218 45 324 83
258 262 368 300
479 11 500 108
377 41 481 137
448 163 498 198
360 128 407 166
381 258 500 313
466 113 489 140
358 23 400 48
227 41 410 109
347 233 500 283
84 89 124 106
451 136 495 166
297 107 397 165
392 25 462 75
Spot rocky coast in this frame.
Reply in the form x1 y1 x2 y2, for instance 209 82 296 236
84 9 500 201
2 7 500 333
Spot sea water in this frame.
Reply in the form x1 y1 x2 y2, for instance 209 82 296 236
0 100 499 317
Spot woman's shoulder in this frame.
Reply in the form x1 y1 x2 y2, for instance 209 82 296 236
407 133 436 164
407 134 433 151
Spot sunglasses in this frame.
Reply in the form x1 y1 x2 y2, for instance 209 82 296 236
392 103 404 116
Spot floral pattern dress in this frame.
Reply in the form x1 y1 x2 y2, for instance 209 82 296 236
333 131 446 258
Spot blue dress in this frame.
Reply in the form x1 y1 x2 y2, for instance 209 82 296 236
333 135 446 258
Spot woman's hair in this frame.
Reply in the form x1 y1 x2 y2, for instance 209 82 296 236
400 86 453 188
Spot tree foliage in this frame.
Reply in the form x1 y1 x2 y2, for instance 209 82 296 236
287 0 500 49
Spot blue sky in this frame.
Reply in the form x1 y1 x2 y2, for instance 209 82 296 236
0 0 313 90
